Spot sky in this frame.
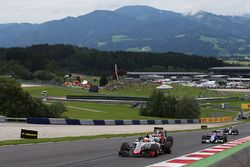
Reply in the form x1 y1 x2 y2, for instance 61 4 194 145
0 0 250 24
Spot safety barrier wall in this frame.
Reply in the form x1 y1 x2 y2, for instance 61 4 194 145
66 95 148 101
26 118 200 125
1 117 234 124
0 116 5 123
200 116 233 123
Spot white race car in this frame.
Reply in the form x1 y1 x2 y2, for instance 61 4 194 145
119 127 173 157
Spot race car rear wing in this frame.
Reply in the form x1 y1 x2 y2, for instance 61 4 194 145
154 127 164 132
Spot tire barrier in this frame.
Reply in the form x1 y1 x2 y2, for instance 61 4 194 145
26 118 200 125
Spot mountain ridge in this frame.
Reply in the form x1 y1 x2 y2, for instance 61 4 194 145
0 5 250 56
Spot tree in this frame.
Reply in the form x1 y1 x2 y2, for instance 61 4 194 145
0 78 67 118
162 95 177 118
140 91 200 119
143 90 166 117
175 96 200 119
0 77 25 116
48 102 67 118
99 76 108 86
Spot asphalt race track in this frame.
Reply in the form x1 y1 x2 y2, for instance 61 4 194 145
1 123 250 167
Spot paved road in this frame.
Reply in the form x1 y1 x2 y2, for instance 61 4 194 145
1 123 250 167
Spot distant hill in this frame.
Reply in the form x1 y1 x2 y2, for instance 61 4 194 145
0 5 250 56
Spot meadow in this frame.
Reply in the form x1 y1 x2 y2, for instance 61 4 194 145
23 83 246 120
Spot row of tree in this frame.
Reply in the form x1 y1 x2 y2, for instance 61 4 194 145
0 44 224 80
0 77 66 118
140 91 200 119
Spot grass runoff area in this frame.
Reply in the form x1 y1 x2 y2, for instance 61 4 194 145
23 84 248 120
63 102 164 120
187 140 250 167
64 101 241 120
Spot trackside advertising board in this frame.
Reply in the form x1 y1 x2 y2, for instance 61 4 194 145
241 103 250 110
21 129 38 139
201 116 232 123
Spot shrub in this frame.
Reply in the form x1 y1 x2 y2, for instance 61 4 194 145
140 91 200 119
175 96 200 119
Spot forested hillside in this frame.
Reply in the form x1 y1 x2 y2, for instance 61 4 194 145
0 44 224 81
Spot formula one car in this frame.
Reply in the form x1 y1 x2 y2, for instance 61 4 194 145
223 126 239 135
201 130 227 144
119 127 173 157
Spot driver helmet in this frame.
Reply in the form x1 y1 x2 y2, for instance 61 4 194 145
143 137 150 142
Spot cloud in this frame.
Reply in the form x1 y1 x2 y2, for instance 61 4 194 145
0 0 249 23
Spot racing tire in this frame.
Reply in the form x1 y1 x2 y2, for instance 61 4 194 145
166 136 173 147
119 142 130 157
223 135 227 143
150 144 158 157
201 135 206 143
163 142 172 154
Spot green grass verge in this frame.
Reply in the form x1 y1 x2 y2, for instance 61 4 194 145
186 140 250 167
200 107 238 118
64 101 238 120
64 101 165 120
0 133 145 147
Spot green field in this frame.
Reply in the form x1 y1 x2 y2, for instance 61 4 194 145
112 35 133 43
61 101 238 120
24 86 88 97
200 108 238 118
63 102 165 120
24 84 224 98
23 83 244 120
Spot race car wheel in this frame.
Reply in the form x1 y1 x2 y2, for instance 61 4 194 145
223 135 227 143
119 143 130 157
150 144 158 157
166 136 173 146
163 142 172 154
201 135 206 143
120 142 130 151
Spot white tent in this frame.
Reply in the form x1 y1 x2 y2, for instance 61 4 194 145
156 85 173 90
82 80 88 85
